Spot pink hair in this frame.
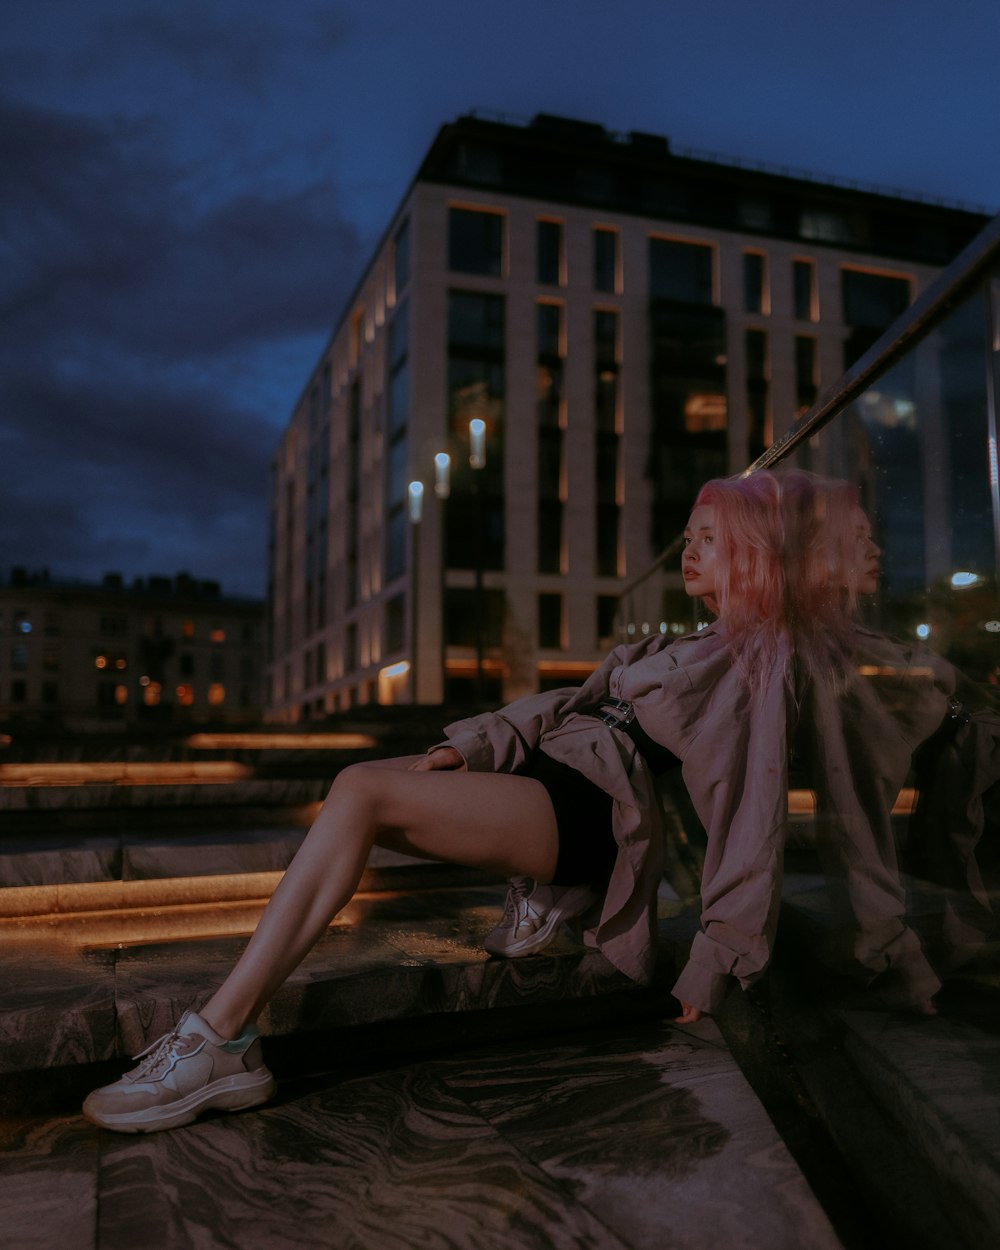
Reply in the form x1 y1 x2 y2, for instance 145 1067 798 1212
778 469 864 617
777 468 867 684
693 471 786 675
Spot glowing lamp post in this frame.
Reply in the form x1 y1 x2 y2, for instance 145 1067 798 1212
469 419 487 701
408 480 424 703
434 451 451 499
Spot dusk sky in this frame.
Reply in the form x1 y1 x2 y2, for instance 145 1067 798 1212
4 0 998 599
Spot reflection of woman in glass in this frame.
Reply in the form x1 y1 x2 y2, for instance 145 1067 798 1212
84 473 791 1132
780 469 986 1014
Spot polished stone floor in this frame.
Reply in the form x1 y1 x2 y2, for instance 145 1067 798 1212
1 1018 843 1250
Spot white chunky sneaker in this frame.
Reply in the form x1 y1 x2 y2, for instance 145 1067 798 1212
483 876 599 957
83 1010 277 1133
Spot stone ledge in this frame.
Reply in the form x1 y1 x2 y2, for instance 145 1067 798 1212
0 885 694 1078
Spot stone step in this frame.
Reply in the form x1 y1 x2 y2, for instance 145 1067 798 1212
0 881 695 1080
771 870 1000 1250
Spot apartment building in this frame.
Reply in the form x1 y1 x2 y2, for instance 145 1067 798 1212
268 112 987 719
0 569 265 727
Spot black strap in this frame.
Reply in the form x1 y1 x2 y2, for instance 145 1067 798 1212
580 701 681 775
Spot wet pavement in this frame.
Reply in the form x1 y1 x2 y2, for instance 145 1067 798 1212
2 1017 844 1250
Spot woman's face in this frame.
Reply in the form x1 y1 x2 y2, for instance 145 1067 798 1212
853 509 882 595
683 504 720 612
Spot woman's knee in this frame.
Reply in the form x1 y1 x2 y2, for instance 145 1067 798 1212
326 761 383 809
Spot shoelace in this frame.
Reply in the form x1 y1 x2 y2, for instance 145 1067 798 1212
500 876 533 924
128 1025 202 1081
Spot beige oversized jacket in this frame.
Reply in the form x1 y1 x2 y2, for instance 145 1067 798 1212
438 623 794 1014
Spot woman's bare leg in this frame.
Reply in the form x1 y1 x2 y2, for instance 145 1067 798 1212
199 759 559 1039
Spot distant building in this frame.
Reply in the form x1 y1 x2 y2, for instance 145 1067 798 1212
268 111 989 720
0 569 265 728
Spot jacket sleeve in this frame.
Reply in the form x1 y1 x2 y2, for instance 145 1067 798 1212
434 642 639 772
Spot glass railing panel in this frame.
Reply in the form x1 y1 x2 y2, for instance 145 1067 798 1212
778 272 999 681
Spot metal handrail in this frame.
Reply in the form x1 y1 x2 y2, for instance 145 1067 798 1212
616 207 1000 622
747 207 1000 473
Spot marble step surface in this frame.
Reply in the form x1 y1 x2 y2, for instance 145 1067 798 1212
2 1015 847 1250
0 877 695 1079
774 870 1000 1250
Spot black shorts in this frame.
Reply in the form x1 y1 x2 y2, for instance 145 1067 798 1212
519 749 617 886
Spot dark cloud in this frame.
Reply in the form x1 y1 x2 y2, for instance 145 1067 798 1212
0 368 276 594
1 89 362 595
1 96 361 357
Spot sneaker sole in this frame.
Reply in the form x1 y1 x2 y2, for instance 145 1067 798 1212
83 1068 277 1133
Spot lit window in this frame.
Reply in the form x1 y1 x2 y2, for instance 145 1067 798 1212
95 655 108 670
114 657 127 670
143 681 162 707
114 685 128 705
208 684 226 706
210 627 226 643
181 620 195 638
176 684 195 706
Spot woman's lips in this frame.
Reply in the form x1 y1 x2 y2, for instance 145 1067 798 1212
683 568 700 580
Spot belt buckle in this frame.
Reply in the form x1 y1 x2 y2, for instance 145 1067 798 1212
599 698 635 728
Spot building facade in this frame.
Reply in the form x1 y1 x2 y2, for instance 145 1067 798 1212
0 570 265 728
268 112 987 720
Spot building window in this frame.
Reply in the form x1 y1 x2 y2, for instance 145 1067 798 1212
537 302 564 574
841 268 912 366
345 623 357 674
801 207 858 246
597 595 619 644
743 251 768 314
448 207 504 276
793 260 817 321
841 268 912 328
538 594 564 649
384 593 405 654
11 679 26 703
181 620 195 638
11 644 28 671
386 300 411 586
745 328 770 460
180 653 195 676
794 336 818 416
446 291 505 572
208 684 225 706
593 228 619 294
176 684 195 707
649 238 714 304
536 219 563 285
40 680 58 705
444 588 505 647
594 310 621 578
210 626 226 643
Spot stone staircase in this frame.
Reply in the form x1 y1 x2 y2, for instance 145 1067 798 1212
2 730 1000 1250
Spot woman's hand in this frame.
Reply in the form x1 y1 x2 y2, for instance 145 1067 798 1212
408 747 467 772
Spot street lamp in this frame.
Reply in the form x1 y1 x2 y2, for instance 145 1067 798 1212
434 452 451 499
469 418 486 701
408 480 424 704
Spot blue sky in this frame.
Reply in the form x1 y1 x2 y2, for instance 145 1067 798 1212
3 0 998 597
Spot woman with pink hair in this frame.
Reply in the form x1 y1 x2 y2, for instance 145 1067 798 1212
779 469 993 1013
84 473 791 1133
